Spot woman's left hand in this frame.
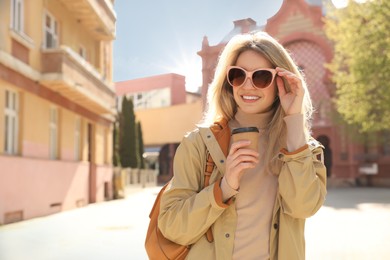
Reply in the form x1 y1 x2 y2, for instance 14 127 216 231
275 67 305 115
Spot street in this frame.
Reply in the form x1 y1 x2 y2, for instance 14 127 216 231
0 186 389 260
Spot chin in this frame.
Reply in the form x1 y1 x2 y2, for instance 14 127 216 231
240 107 268 114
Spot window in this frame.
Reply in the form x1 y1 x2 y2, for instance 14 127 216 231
74 117 81 160
11 0 24 32
4 90 19 155
44 12 58 49
49 107 58 159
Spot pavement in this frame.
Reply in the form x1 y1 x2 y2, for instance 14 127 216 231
0 185 389 260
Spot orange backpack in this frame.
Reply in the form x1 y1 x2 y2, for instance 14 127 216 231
144 152 215 260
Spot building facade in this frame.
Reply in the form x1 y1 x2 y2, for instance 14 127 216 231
198 0 390 186
116 73 188 111
115 73 203 183
0 0 116 224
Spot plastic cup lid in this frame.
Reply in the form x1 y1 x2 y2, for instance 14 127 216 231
231 127 259 135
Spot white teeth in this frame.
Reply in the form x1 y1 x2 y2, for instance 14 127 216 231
242 95 259 100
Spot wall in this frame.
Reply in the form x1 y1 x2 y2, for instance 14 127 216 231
116 73 186 106
135 100 203 146
0 156 89 224
22 92 51 158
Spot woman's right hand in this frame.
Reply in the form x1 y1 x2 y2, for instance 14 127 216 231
224 140 259 190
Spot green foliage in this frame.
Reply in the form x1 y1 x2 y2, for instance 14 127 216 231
112 118 121 167
136 121 145 169
119 97 138 168
324 0 390 133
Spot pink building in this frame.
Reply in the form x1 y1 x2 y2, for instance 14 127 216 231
116 73 187 110
198 0 390 186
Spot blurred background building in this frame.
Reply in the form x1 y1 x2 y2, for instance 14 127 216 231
115 73 202 184
0 0 116 224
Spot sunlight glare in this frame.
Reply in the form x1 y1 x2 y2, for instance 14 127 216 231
331 0 369 8
331 0 348 8
161 50 202 93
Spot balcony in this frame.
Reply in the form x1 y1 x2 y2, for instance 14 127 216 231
59 0 116 40
40 46 115 115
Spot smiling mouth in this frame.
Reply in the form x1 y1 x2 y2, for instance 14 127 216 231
242 95 260 101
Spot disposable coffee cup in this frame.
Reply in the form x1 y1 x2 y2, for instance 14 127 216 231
231 127 259 151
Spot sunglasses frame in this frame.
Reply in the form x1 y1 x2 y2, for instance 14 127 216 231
226 66 277 89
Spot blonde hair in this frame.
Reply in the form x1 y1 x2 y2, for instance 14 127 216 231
201 31 313 174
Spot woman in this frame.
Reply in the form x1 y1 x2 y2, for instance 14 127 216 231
158 31 327 260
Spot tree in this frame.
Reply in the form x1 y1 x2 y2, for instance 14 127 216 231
112 117 121 167
119 97 138 168
324 0 390 133
136 121 145 169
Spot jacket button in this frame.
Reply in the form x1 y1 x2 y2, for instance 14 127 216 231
220 160 224 163
207 135 211 138
273 223 278 229
225 233 230 238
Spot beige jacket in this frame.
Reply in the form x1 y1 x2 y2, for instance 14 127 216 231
158 119 327 260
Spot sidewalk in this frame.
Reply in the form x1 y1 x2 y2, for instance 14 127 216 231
0 185 162 260
0 186 389 260
306 187 390 260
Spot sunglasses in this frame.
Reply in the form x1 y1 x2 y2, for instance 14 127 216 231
227 66 277 89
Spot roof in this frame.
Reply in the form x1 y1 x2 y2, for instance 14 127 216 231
219 18 264 44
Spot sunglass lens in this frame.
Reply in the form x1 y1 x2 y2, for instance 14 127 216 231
228 68 246 87
253 70 273 88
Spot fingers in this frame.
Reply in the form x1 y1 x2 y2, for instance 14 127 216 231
228 140 259 169
225 141 259 190
275 67 303 95
276 67 299 79
229 140 258 156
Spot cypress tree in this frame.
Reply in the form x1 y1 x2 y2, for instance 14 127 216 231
112 117 120 167
127 98 138 168
119 97 132 167
136 121 145 169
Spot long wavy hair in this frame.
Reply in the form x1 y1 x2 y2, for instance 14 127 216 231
201 31 313 174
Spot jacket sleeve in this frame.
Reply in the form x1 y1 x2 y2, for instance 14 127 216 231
277 139 327 219
158 131 230 245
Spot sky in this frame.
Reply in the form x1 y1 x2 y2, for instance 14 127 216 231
113 0 284 92
112 0 349 93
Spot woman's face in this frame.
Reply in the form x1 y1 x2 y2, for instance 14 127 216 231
231 50 277 114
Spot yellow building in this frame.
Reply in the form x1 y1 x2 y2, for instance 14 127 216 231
0 0 116 224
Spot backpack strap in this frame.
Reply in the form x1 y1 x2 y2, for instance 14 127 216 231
203 118 231 243
210 118 230 157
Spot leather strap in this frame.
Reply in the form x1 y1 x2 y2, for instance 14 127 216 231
203 119 231 243
204 152 214 243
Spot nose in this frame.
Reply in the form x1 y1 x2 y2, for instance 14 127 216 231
241 76 256 89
